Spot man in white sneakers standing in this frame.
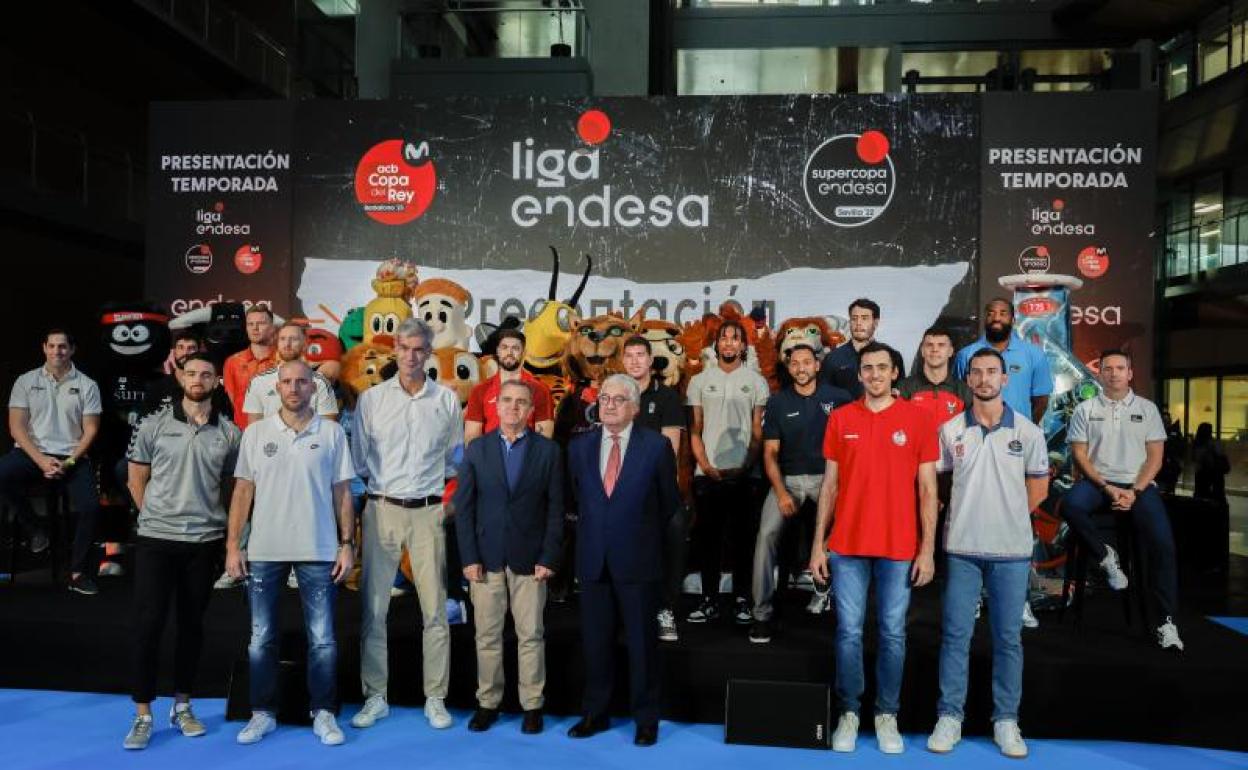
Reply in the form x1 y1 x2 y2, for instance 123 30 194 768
225 360 356 747
927 348 1049 759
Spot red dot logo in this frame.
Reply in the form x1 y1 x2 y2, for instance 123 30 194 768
234 244 263 275
855 130 890 165
577 109 611 146
1052 199 1064 211
1077 246 1109 279
213 201 225 213
355 139 438 226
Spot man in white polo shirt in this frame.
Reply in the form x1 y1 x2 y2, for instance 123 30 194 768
350 318 463 731
1061 350 1181 650
927 347 1049 759
242 321 339 424
1 329 103 595
225 360 355 747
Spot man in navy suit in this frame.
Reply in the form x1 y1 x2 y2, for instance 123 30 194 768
565 374 680 747
453 380 563 735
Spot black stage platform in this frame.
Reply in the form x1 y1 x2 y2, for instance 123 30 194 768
2 558 1247 751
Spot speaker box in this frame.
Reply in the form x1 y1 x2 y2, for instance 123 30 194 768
724 679 831 749
225 656 339 725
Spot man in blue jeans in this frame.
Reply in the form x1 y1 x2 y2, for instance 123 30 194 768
809 343 939 755
1061 350 1181 651
225 360 356 747
928 348 1049 759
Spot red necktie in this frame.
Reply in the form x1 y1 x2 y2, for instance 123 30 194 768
604 433 621 497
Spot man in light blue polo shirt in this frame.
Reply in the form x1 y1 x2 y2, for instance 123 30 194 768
928 347 1049 759
954 298 1053 423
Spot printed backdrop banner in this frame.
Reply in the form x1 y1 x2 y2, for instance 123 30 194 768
147 101 294 317
980 91 1158 392
290 95 980 366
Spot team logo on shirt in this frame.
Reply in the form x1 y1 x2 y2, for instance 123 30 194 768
310 444 321 450
69 387 80 395
1130 414 1143 423
706 385 718 394
821 403 834 415
954 443 965 458
1007 439 1024 455
946 401 957 415
263 442 279 457
892 430 907 446
1009 364 1022 374
648 402 656 414
740 385 751 394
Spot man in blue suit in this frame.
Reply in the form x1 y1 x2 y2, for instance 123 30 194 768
453 380 563 735
565 374 680 747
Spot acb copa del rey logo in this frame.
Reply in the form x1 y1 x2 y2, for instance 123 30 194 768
803 130 896 228
355 140 438 225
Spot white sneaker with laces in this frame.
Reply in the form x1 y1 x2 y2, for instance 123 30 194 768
1022 601 1039 629
351 694 390 728
927 715 962 753
831 711 859 752
425 697 453 729
993 719 1028 758
806 586 832 614
312 710 344 746
287 570 299 589
657 609 678 642
1157 617 1185 651
237 711 277 745
874 713 904 754
1100 545 1129 591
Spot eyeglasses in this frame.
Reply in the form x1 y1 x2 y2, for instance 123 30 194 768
597 394 632 407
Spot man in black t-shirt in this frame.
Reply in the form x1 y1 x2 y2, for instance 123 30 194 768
750 345 851 643
622 335 687 642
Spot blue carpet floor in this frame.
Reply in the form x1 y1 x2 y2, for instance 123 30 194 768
3 689 1246 770
1209 616 1248 637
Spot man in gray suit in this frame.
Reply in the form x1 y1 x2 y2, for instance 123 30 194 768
453 379 564 735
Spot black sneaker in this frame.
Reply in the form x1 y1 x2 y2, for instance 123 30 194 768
69 574 99 596
734 597 752 625
749 620 772 644
686 597 719 623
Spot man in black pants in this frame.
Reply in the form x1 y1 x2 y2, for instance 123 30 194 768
122 354 242 749
1 329 103 594
621 336 688 642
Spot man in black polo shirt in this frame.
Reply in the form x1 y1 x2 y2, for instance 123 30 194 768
622 335 688 642
750 345 851 643
819 298 903 398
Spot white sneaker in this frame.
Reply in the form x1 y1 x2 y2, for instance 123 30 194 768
237 711 277 745
805 588 832 614
98 561 125 577
831 711 859 752
214 570 244 590
351 694 390 728
657 609 678 642
424 697 453 729
993 719 1028 758
874 713 904 754
1021 601 1039 629
1100 546 1129 590
287 570 299 589
312 710 344 746
1157 617 1185 651
927 715 962 753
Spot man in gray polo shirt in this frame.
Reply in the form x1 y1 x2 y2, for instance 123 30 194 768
1 329 103 594
1061 350 1181 651
122 353 242 750
225 359 356 747
928 347 1048 759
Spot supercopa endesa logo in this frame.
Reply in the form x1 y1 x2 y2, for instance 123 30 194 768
803 130 895 228
354 140 437 225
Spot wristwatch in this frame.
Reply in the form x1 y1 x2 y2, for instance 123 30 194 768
338 538 355 548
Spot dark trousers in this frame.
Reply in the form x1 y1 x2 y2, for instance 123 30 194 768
131 536 221 704
0 447 101 575
692 476 759 602
1061 479 1178 620
661 504 692 611
579 570 661 728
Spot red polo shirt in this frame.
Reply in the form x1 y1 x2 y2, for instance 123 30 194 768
822 398 938 560
464 370 554 433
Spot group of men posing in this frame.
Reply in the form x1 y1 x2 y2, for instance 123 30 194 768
0 295 1183 758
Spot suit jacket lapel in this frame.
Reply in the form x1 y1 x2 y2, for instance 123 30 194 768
489 434 512 498
615 428 644 496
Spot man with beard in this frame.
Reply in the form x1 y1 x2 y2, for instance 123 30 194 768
222 306 277 428
749 345 850 643
954 299 1052 424
819 298 904 398
242 322 339 424
686 320 769 625
464 328 554 444
141 331 234 421
927 348 1048 759
122 354 242 749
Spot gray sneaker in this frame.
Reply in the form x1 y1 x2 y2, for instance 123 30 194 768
170 704 207 737
123 715 153 750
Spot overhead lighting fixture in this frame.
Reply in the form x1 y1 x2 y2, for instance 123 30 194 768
1198 228 1220 238
1194 202 1223 214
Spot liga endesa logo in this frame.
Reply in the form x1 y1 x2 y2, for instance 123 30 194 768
803 130 896 227
354 140 438 225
